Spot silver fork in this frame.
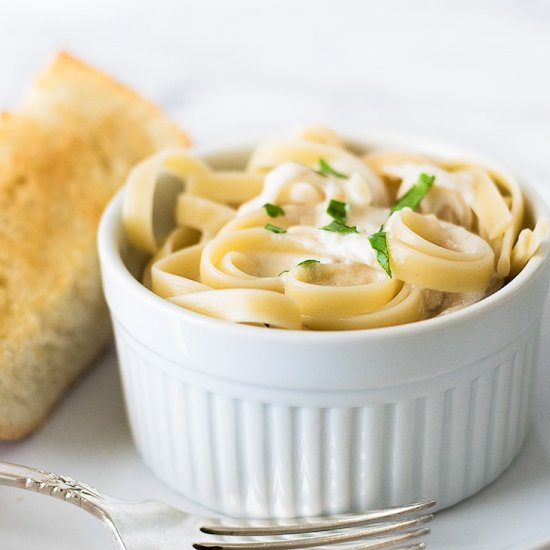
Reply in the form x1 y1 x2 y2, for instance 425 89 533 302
0 461 435 550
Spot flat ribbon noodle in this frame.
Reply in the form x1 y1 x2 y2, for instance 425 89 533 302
143 226 201 288
457 167 512 241
123 150 210 253
386 209 494 292
302 284 425 330
176 194 235 239
151 243 209 298
201 228 328 292
284 262 400 317
450 162 524 278
189 171 264 206
510 218 549 277
169 289 302 330
123 150 262 253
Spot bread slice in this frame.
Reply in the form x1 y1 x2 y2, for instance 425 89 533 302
0 52 189 439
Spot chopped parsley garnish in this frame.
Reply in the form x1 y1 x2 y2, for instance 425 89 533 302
368 227 391 277
279 259 320 276
320 220 358 234
316 158 348 179
264 223 287 234
390 173 435 214
263 203 285 218
323 199 353 232
368 173 435 276
326 199 348 223
297 259 320 268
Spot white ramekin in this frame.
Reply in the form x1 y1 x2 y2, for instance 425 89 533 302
97 135 550 518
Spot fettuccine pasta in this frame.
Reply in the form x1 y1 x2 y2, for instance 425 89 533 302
122 128 547 330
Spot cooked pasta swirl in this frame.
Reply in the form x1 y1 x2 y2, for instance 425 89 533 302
200 228 328 292
301 283 425 330
284 263 401 317
386 209 495 292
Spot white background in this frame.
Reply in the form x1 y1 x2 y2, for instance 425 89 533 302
1 0 550 183
1 1 550 548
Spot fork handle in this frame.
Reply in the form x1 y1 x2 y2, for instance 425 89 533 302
0 460 109 520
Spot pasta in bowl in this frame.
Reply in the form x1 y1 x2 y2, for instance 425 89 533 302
120 128 547 330
98 129 550 518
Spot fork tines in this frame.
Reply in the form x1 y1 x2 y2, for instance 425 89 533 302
194 499 435 550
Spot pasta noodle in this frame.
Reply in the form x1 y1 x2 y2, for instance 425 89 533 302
385 209 495 292
301 283 425 330
122 128 547 330
169 289 302 330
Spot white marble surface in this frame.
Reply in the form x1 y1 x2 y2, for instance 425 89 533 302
1 1 550 548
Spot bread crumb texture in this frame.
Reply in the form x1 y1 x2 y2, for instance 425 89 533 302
0 52 189 439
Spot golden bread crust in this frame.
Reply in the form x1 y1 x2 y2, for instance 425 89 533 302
0 52 188 439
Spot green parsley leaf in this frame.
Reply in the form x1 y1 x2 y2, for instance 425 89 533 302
368 228 391 277
279 259 320 276
316 158 348 179
297 259 320 268
366 173 434 277
320 220 358 234
264 223 287 234
326 199 348 223
390 173 435 214
263 203 285 218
